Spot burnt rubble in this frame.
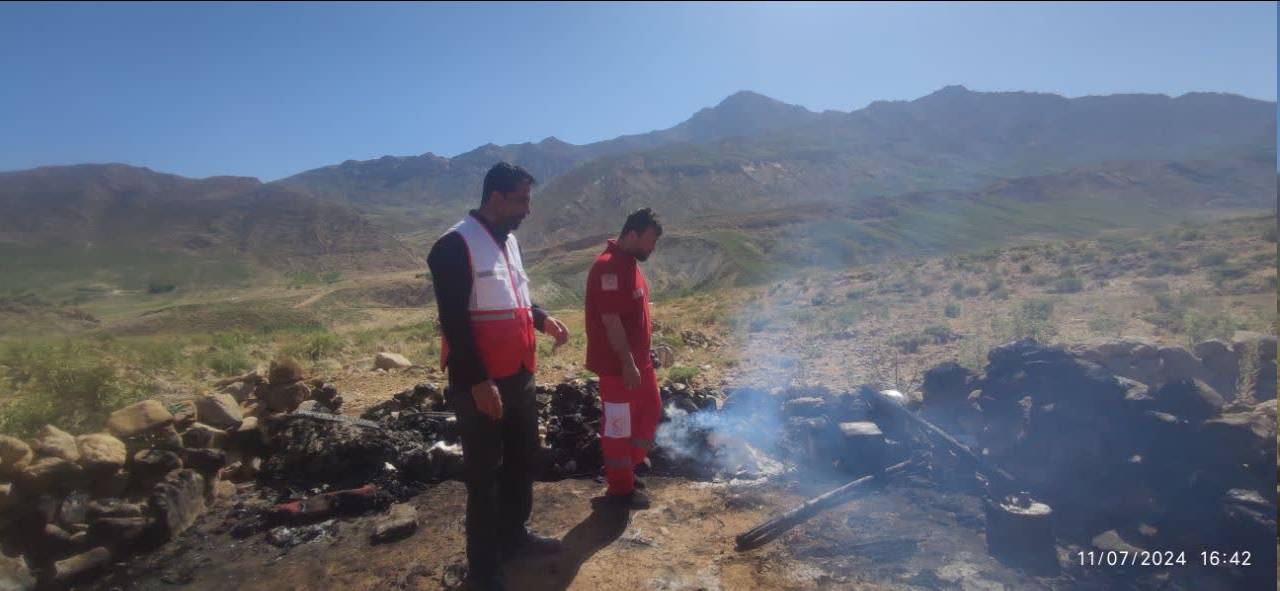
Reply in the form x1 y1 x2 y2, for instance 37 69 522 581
0 336 1275 588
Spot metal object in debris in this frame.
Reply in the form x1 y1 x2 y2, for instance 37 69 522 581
985 493 1059 572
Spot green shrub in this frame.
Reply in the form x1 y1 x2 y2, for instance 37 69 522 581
986 276 1004 292
845 289 867 301
0 340 150 436
962 285 982 298
944 303 961 319
666 365 701 383
1052 276 1084 293
1030 274 1053 287
923 325 958 344
990 287 1011 300
888 333 930 354
1020 263 1033 274
950 281 964 298
1264 225 1277 243
281 329 344 361
147 280 176 294
1197 251 1230 267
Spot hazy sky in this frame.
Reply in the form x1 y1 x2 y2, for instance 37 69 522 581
2 1 1275 181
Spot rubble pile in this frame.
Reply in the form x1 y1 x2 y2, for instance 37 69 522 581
921 338 1276 582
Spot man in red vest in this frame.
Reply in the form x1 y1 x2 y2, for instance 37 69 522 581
584 208 663 509
427 162 569 591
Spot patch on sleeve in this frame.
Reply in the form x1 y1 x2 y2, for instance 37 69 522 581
601 274 618 291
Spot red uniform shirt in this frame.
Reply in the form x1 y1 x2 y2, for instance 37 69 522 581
585 240 652 377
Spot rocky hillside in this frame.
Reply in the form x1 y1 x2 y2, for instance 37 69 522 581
0 164 422 291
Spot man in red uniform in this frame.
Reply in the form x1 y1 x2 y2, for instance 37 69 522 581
584 208 663 509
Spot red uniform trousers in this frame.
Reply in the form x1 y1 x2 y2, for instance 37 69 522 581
599 364 661 495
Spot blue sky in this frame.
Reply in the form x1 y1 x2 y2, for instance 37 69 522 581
1 1 1275 181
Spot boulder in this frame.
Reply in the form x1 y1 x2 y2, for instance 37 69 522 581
194 394 243 430
921 362 973 408
263 382 311 412
1194 340 1239 398
107 400 174 439
52 547 110 585
375 352 413 371
20 457 83 493
181 424 229 451
0 553 35 591
183 448 227 476
150 470 205 540
121 425 184 456
219 380 256 403
1198 410 1277 458
131 450 182 487
0 435 33 475
370 503 418 544
1231 331 1277 362
75 434 127 471
1151 378 1224 421
30 425 79 462
1245 360 1277 401
1091 529 1146 554
1157 346 1201 382
269 358 306 385
0 483 18 512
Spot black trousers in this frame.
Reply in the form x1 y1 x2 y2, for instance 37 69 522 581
447 368 539 576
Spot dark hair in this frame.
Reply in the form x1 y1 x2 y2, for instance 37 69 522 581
481 161 537 203
620 207 663 238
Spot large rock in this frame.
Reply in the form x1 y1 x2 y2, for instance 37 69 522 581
30 425 79 462
86 499 145 520
1231 331 1277 362
194 394 243 430
269 358 307 385
181 424 229 451
75 434 127 471
131 450 182 487
375 352 413 371
0 553 35 591
20 457 83 493
1194 340 1240 398
922 362 973 408
59 491 90 527
1151 378 1224 421
1157 346 1201 382
782 397 826 417
121 425 184 457
1198 410 1277 458
149 470 205 540
52 547 110 585
263 382 311 412
0 436 33 475
219 381 257 403
0 483 18 512
107 400 174 438
183 448 227 476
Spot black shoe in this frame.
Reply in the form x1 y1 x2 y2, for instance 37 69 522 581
501 529 563 560
464 573 507 591
633 476 646 490
606 490 650 510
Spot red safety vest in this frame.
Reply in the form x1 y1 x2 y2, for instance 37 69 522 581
439 214 537 379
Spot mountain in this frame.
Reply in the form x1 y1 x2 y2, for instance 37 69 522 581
0 164 422 292
520 87 1276 246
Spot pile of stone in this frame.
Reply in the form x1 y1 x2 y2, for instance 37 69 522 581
0 404 225 588
1069 332 1276 402
921 337 1276 582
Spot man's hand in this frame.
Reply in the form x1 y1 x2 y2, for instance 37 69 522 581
622 358 642 390
544 315 570 352
471 379 503 419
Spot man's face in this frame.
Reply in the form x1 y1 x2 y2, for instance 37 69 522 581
631 227 660 262
491 180 532 231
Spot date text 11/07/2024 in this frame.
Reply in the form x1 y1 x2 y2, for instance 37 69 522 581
1078 551 1253 567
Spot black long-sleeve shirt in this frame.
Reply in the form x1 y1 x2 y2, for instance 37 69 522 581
427 211 547 390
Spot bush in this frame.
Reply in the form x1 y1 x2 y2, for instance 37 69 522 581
1052 276 1084 293
1030 274 1053 287
281 329 344 362
1264 225 1277 243
986 276 1004 292
147 280 176 294
888 333 930 354
666 365 701 383
950 281 964 298
990 287 1011 300
944 303 961 318
924 324 958 344
1198 251 1230 267
0 340 150 436
1020 263 1033 274
845 289 867 301
1135 279 1169 295
963 285 982 298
